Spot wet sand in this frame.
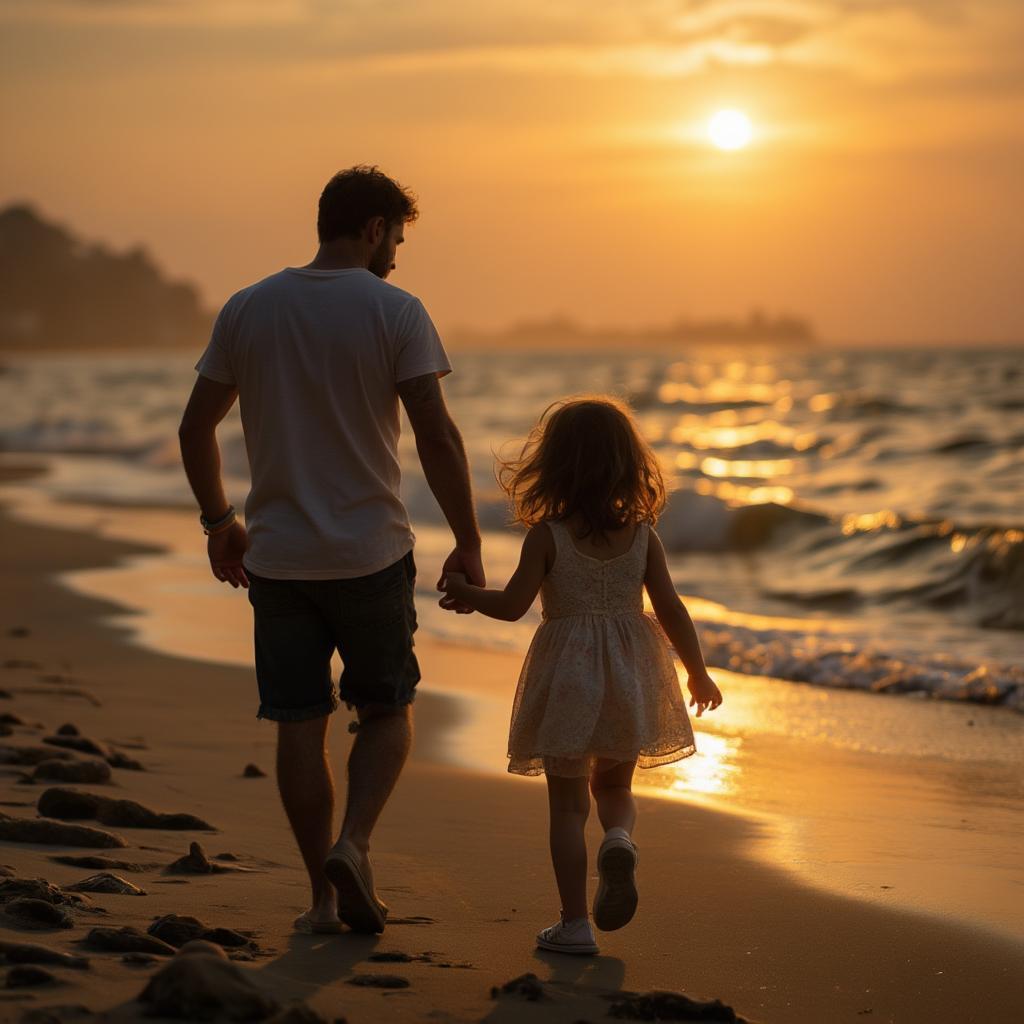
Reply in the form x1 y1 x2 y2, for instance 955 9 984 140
1 496 1023 1022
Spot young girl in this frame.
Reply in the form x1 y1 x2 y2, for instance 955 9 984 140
439 396 722 955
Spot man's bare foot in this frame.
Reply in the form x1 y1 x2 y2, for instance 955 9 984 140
294 892 344 934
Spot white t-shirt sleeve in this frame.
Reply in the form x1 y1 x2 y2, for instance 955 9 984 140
394 298 452 383
194 304 237 385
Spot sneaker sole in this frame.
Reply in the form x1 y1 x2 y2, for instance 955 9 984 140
593 840 638 932
324 851 387 934
536 935 599 955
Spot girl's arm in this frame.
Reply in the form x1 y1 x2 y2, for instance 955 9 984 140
645 528 723 716
439 523 552 622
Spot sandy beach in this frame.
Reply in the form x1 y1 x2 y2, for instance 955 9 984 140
0 471 1021 1023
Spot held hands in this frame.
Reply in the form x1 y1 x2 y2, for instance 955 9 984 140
687 670 723 718
436 546 484 614
208 521 249 589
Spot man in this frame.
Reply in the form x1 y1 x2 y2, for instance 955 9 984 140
178 166 483 935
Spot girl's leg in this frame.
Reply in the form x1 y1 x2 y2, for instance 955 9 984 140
545 772 592 921
590 759 638 834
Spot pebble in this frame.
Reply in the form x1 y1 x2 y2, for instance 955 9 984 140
3 897 74 930
83 926 176 956
37 787 214 830
66 872 146 896
5 964 56 987
31 759 112 785
0 815 127 848
347 974 410 989
138 953 279 1020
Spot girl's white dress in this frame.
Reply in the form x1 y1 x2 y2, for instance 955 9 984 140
508 520 696 778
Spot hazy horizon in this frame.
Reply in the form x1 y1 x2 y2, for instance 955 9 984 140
1 0 1022 346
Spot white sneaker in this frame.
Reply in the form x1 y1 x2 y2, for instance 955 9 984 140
593 828 638 931
536 917 599 955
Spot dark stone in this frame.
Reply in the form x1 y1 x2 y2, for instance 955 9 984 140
55 724 79 737
32 759 112 785
367 951 414 962
491 973 546 1001
0 746 76 766
105 750 144 771
66 872 145 896
49 855 146 872
0 877 75 905
242 763 266 778
82 926 175 956
0 939 89 969
3 897 74 930
165 841 247 875
0 815 126 848
147 914 206 947
5 964 55 987
608 990 742 1022
166 841 212 874
137 953 279 1021
148 915 253 951
36 788 213 830
347 973 410 989
123 953 158 966
0 713 26 726
7 627 30 638
42 736 109 759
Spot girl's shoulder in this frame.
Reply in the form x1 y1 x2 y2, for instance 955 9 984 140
523 520 558 569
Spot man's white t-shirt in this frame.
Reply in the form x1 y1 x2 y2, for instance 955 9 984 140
195 267 451 580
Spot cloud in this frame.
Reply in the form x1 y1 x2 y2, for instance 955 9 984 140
2 0 1020 98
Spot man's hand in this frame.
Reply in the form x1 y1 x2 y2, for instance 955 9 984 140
208 521 250 589
437 546 484 614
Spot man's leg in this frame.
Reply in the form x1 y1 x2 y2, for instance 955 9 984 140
337 702 413 856
277 715 336 920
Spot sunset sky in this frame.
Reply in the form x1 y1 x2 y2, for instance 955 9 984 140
1 0 1022 344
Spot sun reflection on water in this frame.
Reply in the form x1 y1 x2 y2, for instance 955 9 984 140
642 730 743 801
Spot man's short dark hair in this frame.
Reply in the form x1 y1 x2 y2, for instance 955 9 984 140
317 166 419 243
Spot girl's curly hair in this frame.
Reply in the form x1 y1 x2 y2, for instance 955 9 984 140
497 396 666 539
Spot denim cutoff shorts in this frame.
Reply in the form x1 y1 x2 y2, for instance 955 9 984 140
246 551 419 722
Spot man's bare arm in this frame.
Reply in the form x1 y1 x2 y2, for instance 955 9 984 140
178 376 238 519
179 375 249 588
397 373 479 550
397 373 483 608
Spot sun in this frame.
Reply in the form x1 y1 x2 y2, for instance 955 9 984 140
708 109 753 151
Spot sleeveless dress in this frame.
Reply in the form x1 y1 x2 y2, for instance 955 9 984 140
507 520 696 778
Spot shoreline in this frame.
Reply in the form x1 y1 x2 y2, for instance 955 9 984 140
1 494 1023 1019
2 465 1023 942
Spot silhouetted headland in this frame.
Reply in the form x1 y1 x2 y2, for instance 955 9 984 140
449 312 817 350
0 204 213 351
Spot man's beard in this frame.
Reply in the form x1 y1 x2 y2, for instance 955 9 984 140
368 239 392 278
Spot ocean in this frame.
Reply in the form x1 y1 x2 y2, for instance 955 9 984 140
1 344 1021 711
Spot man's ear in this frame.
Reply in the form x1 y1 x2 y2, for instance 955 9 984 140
364 215 386 247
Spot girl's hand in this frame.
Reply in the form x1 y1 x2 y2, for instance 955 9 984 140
687 671 723 718
438 570 468 598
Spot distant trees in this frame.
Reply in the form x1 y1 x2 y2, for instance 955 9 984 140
0 204 213 350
